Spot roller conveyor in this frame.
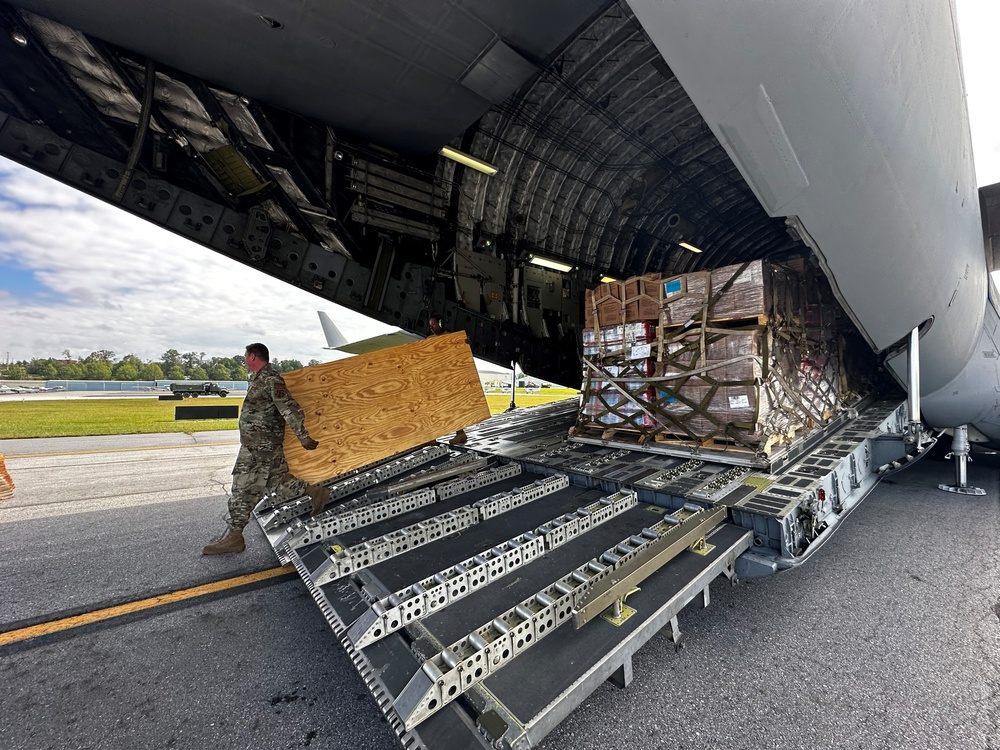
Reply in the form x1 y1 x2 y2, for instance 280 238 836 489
254 395 912 749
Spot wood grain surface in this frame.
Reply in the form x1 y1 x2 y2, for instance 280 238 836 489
280 332 490 483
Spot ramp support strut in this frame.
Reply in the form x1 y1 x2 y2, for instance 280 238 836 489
938 425 985 496
906 326 922 444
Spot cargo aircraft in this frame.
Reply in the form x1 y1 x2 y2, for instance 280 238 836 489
0 1 994 747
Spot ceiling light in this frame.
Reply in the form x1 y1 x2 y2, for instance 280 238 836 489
528 254 574 273
439 146 498 176
600 276 618 283
10 30 28 47
679 241 703 253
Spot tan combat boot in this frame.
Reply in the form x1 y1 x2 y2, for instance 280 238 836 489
202 527 246 555
306 484 331 517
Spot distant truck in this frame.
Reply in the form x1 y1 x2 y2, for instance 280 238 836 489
169 382 229 398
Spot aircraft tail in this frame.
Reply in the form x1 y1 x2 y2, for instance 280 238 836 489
318 311 349 349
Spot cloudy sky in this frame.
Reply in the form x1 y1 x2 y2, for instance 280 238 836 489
0 160 393 366
1 1 999 367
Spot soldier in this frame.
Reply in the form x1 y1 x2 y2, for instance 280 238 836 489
203 342 330 555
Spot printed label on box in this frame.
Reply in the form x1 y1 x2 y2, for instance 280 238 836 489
630 344 652 360
664 279 683 295
728 394 751 409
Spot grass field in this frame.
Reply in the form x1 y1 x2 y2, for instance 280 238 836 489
0 398 244 439
0 390 578 440
485 389 577 415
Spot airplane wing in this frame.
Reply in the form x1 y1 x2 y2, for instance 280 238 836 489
331 331 424 355
318 311 422 354
317 311 349 349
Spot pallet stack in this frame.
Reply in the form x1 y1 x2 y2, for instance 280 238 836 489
575 259 846 455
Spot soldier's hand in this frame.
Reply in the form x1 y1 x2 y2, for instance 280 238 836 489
300 436 319 451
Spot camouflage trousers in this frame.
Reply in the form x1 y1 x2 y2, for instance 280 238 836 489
227 445 307 530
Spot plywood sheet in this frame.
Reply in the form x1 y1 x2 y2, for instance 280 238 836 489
281 332 490 483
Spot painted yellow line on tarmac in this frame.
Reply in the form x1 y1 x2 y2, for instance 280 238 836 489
8 442 241 459
0 564 295 647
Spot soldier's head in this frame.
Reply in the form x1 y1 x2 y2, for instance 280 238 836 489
245 342 269 373
428 316 445 336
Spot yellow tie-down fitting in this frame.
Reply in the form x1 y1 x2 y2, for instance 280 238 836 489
689 536 715 556
602 586 641 627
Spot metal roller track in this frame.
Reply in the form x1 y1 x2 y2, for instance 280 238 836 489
393 505 724 730
433 462 522 500
378 454 488 498
347 486 635 649
688 466 753 500
276 487 438 552
313 506 483 586
282 537 431 750
281 470 553 557
308 466 538 586
572 505 727 627
348 531 546 651
311 454 485 522
532 489 636 548
259 444 453 530
471 475 568 520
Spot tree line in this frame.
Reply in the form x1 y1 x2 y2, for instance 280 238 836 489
0 349 321 382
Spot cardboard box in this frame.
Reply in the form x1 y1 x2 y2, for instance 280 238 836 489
657 384 761 439
579 360 657 430
624 273 661 321
653 327 841 448
582 321 657 358
584 281 624 328
660 260 779 327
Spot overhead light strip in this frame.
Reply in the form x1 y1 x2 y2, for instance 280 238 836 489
528 255 574 273
679 241 703 253
439 146 499 176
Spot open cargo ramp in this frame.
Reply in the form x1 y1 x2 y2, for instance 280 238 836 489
255 394 912 749
258 470 748 749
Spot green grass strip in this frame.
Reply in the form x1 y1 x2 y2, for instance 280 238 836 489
484 392 577 414
0 390 579 439
0 398 242 439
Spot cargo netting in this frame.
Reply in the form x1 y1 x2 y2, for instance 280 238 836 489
575 259 847 455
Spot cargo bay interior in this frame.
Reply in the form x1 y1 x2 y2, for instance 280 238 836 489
0 0 825 386
0 2 990 749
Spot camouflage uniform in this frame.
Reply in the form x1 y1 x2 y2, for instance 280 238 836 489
227 363 311 530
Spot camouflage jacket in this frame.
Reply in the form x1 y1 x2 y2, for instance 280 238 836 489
239 363 309 451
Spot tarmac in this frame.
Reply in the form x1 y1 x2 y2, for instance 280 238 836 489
0 432 997 750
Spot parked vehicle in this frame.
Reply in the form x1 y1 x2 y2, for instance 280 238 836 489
168 382 229 398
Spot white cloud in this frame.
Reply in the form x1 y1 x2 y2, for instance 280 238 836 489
0 160 393 365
